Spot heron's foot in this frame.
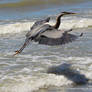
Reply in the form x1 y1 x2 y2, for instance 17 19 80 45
13 50 21 56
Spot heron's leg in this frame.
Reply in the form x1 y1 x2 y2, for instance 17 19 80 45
14 38 30 55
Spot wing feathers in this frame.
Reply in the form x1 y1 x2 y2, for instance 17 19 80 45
38 32 82 45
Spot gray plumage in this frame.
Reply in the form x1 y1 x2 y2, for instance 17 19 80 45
35 29 83 45
14 12 83 55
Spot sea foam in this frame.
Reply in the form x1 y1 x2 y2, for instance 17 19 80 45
0 57 92 92
0 74 72 92
0 17 92 35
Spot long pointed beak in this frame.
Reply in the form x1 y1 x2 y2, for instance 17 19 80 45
69 12 77 15
62 12 77 15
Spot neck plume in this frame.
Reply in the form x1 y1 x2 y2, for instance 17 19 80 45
53 14 64 29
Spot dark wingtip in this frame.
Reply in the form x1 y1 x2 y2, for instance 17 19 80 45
46 17 50 22
80 33 83 37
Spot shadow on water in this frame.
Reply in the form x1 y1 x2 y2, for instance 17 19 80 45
47 63 89 85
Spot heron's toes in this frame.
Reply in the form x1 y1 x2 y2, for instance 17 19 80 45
13 50 21 56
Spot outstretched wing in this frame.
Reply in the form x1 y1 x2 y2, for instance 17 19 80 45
13 24 52 55
27 24 53 40
31 17 50 30
37 30 83 45
26 17 50 39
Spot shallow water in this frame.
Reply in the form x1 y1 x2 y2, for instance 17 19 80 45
0 0 92 92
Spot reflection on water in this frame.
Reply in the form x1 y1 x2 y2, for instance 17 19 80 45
47 63 89 85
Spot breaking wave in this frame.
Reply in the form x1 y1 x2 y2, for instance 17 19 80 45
0 17 92 35
0 74 72 92
0 56 92 92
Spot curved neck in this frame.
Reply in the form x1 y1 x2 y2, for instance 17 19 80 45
53 14 64 29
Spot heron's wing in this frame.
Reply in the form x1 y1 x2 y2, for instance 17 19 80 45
31 25 53 39
26 24 53 40
31 17 50 30
38 31 83 45
39 29 72 39
40 30 64 38
14 24 53 55
26 17 50 38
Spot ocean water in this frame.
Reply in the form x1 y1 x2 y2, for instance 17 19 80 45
0 0 92 92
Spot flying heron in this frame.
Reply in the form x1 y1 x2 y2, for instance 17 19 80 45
14 12 83 55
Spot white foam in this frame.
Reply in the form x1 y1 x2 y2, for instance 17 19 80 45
0 17 92 35
0 56 92 92
0 22 34 34
59 18 92 29
0 74 72 92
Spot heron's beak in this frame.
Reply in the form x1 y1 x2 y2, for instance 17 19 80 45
68 12 77 15
62 12 77 15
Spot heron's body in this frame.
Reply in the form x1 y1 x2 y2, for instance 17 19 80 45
40 29 64 38
33 29 82 45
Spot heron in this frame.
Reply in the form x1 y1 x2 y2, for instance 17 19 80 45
14 12 83 55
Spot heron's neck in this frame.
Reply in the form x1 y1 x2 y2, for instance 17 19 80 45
54 14 63 29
